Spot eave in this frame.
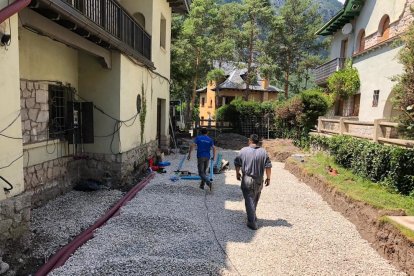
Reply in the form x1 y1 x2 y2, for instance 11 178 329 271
316 0 365 36
168 0 191 14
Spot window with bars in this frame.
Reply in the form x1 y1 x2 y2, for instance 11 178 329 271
49 85 72 139
372 90 380 107
201 97 205 107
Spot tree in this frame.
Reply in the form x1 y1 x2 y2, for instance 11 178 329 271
171 0 219 126
392 12 414 139
265 0 326 98
207 68 226 108
234 0 273 100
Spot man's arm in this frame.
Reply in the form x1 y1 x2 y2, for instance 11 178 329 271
187 143 195 160
265 167 271 186
212 145 216 160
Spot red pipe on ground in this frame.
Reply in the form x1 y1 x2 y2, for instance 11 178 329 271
0 0 31 24
35 173 155 276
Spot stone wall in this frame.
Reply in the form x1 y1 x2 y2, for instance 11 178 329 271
24 156 79 207
80 140 158 188
0 193 31 254
20 80 50 144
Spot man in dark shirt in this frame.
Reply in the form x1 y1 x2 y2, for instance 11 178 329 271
188 128 216 190
234 134 272 230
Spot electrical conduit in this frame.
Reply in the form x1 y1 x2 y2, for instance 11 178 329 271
35 172 155 276
0 0 31 24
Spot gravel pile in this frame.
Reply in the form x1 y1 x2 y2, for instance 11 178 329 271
30 190 123 261
50 150 405 275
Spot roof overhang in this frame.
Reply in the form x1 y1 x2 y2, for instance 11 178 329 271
168 0 191 14
316 0 365 36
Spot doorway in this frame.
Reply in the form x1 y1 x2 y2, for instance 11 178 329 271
156 99 167 147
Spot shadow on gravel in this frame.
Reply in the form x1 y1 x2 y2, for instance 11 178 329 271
259 218 293 228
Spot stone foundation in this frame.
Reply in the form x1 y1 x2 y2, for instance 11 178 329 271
24 156 80 208
0 193 32 255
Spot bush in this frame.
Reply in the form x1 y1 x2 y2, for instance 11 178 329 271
300 89 332 130
309 135 414 195
327 59 360 99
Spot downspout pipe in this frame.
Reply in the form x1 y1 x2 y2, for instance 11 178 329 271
0 0 31 24
35 172 155 276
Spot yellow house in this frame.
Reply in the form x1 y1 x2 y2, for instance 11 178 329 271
197 67 280 125
0 0 190 255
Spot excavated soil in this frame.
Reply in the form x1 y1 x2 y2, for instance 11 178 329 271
262 139 301 162
285 158 414 276
215 133 248 150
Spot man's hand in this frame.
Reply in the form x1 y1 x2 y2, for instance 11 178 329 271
265 178 270 186
236 172 241 181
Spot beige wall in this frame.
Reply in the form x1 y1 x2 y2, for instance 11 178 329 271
119 0 153 33
19 28 78 88
0 15 24 200
357 0 405 37
150 0 171 79
119 55 169 151
353 44 404 121
78 51 121 154
19 28 80 166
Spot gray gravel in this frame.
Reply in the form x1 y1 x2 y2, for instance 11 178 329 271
31 190 123 261
49 150 405 276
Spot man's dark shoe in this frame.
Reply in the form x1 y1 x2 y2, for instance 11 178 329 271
206 181 212 191
199 183 205 190
247 221 258 230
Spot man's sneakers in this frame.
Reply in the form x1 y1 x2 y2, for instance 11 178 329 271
199 182 205 190
247 221 258 230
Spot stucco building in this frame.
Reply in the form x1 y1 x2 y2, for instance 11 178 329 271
197 66 280 124
315 0 414 122
0 0 189 255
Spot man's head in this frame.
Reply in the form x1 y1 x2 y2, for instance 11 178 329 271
201 128 208 135
249 134 259 145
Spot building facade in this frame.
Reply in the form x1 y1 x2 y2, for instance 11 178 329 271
315 0 414 122
0 0 190 255
198 67 280 124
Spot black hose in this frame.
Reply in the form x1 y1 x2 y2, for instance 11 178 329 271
0 176 13 192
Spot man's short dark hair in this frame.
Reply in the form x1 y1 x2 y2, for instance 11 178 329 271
249 134 259 144
201 128 208 135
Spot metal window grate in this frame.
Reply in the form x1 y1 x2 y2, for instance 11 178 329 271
49 85 73 139
373 90 380 107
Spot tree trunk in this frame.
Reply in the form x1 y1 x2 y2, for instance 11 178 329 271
244 24 255 101
284 55 291 99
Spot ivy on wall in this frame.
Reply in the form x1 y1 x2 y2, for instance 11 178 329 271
140 83 147 144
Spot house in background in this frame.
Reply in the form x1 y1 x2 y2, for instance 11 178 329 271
314 0 414 123
197 66 281 125
0 0 190 257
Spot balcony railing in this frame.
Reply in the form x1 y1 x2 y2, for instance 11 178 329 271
63 0 151 60
314 58 345 85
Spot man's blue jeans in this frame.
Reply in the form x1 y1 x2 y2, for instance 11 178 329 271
241 175 263 224
197 157 210 185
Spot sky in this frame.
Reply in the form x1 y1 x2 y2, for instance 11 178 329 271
338 0 345 3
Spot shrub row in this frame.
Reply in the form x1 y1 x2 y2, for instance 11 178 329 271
310 135 414 196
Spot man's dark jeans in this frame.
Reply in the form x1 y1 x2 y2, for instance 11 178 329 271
197 157 210 185
241 175 263 224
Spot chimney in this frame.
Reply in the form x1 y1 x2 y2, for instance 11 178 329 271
262 78 269 90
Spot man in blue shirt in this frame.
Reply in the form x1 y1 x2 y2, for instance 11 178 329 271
188 128 216 190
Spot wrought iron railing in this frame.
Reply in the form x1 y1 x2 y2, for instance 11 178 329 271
314 58 345 85
63 0 151 60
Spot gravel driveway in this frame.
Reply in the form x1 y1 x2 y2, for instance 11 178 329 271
50 149 405 276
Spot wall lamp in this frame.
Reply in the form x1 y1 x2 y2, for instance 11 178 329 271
0 32 11 46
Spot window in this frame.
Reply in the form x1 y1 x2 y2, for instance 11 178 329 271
209 99 213 107
372 90 380 107
201 97 205 107
160 14 166 49
357 29 365 53
133 12 145 29
379 15 390 42
49 85 69 139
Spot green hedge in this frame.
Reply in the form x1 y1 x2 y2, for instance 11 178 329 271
309 135 414 196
